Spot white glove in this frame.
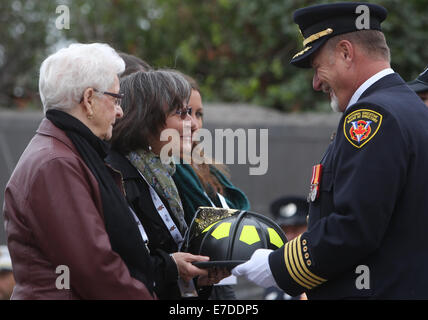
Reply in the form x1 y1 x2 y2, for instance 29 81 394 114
232 249 279 289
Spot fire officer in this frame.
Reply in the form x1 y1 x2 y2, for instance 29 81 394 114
233 2 428 299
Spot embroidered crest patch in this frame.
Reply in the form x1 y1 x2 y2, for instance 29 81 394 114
343 109 383 148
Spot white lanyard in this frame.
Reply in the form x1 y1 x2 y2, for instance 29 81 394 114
128 206 150 252
135 169 184 249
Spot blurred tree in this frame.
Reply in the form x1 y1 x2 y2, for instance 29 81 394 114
0 0 427 112
0 0 58 109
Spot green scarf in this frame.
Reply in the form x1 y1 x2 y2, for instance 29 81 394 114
127 149 187 236
173 164 250 225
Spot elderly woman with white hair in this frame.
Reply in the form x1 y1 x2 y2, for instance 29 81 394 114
3 43 156 299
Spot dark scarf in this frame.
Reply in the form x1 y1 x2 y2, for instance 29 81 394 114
46 110 154 294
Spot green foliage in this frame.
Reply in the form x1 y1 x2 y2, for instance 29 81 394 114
1 0 428 112
0 0 58 108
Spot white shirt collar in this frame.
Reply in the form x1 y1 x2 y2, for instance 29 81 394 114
346 68 395 110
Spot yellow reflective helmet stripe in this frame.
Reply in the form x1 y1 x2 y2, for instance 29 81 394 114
268 227 284 248
211 222 231 240
203 221 220 233
239 225 261 245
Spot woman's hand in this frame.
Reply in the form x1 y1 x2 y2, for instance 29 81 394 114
171 252 209 282
197 267 231 286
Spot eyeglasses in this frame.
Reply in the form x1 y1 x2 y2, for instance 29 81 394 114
79 89 124 106
175 107 192 120
94 89 124 106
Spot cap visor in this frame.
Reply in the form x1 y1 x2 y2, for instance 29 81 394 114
407 80 428 93
277 217 307 226
290 39 326 68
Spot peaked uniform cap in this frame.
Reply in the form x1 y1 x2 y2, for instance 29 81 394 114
270 196 308 226
407 66 428 93
291 2 388 68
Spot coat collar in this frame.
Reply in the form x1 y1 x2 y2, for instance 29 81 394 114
346 68 395 110
36 118 78 153
358 72 405 101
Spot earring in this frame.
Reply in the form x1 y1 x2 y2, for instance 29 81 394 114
87 114 93 120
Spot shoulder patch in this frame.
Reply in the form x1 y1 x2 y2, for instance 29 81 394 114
343 109 383 148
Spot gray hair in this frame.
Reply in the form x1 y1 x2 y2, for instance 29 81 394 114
39 43 125 113
326 30 391 63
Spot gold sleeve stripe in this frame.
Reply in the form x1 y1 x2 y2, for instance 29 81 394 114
291 237 323 286
293 236 326 286
289 238 320 288
296 235 327 283
283 242 312 290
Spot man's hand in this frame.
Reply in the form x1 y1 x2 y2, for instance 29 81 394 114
171 252 209 282
232 249 279 288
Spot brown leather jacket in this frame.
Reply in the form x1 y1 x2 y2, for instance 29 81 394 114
3 118 155 300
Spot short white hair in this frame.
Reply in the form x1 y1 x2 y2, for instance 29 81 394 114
39 43 125 113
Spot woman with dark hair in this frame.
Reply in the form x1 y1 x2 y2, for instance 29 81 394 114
106 69 227 299
118 52 152 76
172 75 250 299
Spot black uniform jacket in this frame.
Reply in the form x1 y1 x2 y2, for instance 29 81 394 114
270 73 428 299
